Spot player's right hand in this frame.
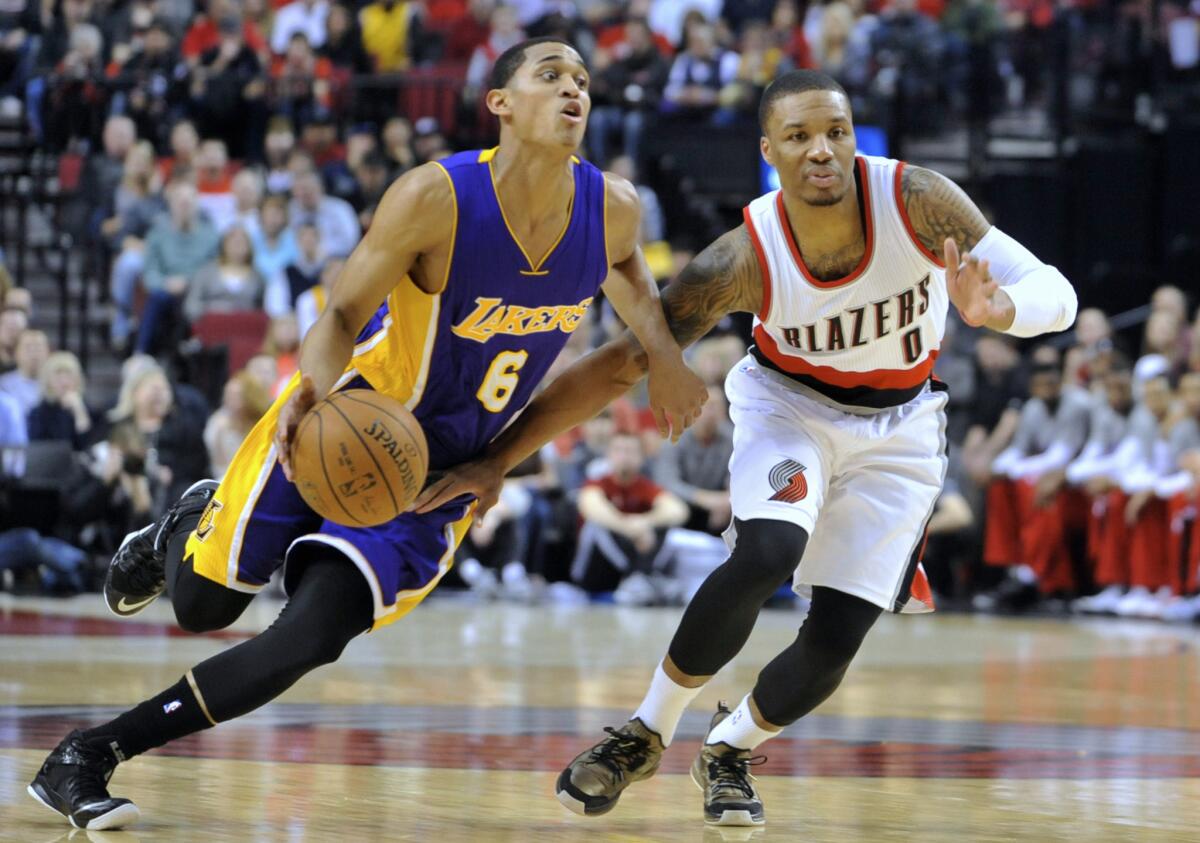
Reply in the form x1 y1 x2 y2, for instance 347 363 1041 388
409 457 504 522
275 374 317 482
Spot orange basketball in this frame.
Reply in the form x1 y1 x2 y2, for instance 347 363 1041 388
290 389 429 527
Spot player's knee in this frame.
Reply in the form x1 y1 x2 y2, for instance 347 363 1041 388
727 518 808 589
174 598 243 634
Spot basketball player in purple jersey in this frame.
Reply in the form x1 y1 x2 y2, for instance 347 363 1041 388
28 37 706 830
416 70 1078 827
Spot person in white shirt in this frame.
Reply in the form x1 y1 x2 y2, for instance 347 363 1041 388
270 0 329 54
288 169 360 258
218 170 264 241
296 255 343 339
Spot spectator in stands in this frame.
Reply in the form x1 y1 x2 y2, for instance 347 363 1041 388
648 0 722 46
3 286 30 315
721 21 793 119
979 348 1093 608
0 383 26 454
270 32 333 126
0 0 42 102
869 0 943 129
263 117 296 192
193 138 236 225
220 168 264 238
0 306 29 373
284 220 323 305
137 179 220 355
811 1 868 85
204 369 271 478
107 143 169 348
0 328 49 416
262 313 300 393
464 4 524 104
110 16 184 148
107 360 208 514
271 0 328 54
288 167 359 257
456 481 534 600
35 0 95 72
187 11 267 158
68 114 135 244
550 405 615 492
244 352 279 395
27 351 93 449
1143 308 1187 378
298 111 344 169
1063 307 1112 390
381 115 416 175
183 225 266 323
321 2 372 74
653 384 731 535
445 0 494 61
347 150 390 229
961 334 1024 489
359 0 421 72
767 0 813 70
296 254 342 338
661 19 740 123
38 20 105 146
253 194 298 316
572 431 688 603
587 17 669 166
182 0 268 66
160 118 199 181
412 115 451 162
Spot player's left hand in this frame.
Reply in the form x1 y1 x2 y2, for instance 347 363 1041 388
646 356 707 443
945 238 1003 328
409 457 504 521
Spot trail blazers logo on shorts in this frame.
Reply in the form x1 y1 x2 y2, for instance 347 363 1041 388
195 499 223 542
768 460 808 503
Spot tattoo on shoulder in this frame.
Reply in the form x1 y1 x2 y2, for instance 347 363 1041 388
660 225 763 348
902 166 991 256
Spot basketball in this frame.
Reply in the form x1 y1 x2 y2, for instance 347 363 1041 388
290 389 429 527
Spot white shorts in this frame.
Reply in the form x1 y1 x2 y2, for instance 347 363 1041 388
723 357 947 613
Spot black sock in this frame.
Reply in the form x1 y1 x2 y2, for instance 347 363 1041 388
81 674 213 762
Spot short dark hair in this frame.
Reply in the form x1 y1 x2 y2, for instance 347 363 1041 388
489 36 580 91
758 70 849 131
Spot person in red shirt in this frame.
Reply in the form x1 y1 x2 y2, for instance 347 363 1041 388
572 431 688 599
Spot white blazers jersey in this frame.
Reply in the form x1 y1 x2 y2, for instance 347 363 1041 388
744 154 948 409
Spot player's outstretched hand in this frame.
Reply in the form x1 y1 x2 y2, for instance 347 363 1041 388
944 238 1002 328
276 374 317 482
647 357 708 443
409 457 504 521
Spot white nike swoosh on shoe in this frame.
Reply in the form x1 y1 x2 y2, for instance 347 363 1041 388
116 595 158 613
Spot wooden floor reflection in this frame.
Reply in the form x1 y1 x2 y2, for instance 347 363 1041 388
3 594 1199 841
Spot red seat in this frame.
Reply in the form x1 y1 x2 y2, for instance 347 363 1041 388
191 310 270 374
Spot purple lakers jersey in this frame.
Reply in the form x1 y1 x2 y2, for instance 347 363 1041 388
347 148 609 471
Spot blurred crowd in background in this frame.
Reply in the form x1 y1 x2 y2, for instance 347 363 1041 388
0 0 1197 619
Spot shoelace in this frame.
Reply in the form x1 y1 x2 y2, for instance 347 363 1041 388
589 727 652 780
61 740 116 806
707 753 767 800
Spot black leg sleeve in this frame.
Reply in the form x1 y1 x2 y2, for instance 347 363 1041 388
751 586 883 727
666 518 809 677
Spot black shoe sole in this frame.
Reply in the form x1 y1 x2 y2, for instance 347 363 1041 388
555 768 620 816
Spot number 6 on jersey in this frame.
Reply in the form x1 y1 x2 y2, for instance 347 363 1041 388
477 350 529 412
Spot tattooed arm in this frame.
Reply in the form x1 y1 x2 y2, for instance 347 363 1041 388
410 226 763 515
902 165 1016 332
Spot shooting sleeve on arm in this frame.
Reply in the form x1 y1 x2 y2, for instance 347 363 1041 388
973 227 1078 337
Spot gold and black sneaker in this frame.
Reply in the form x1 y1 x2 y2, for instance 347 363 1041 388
555 718 665 816
691 703 767 826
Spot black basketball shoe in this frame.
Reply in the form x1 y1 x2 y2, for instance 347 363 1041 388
27 730 140 830
105 479 219 617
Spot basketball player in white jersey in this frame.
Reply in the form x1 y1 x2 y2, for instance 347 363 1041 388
414 70 1078 827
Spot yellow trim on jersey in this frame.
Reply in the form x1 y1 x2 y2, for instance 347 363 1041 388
601 171 610 271
430 160 458 294
373 506 475 630
481 148 575 276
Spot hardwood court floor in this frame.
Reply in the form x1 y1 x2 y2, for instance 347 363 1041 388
3 593 1200 842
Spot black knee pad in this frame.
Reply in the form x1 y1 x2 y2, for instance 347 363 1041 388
726 518 809 590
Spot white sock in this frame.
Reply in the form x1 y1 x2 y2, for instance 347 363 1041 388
632 662 704 746
705 695 781 751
